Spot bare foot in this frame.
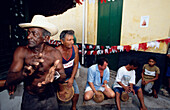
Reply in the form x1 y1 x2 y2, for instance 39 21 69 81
140 107 147 110
71 106 76 110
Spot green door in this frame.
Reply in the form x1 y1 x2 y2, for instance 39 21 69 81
97 0 123 70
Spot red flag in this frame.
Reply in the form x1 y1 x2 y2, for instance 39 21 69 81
86 45 89 49
164 38 170 44
93 45 96 49
104 0 106 3
124 45 131 52
139 43 148 51
87 51 91 55
101 0 104 3
75 0 82 5
157 38 170 44
93 51 97 55
109 48 112 53
101 46 104 50
111 46 118 52
78 44 81 48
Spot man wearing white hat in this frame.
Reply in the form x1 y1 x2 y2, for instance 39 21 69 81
5 15 66 110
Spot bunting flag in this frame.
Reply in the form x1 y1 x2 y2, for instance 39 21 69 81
75 0 83 5
49 38 170 55
139 43 148 51
100 0 115 4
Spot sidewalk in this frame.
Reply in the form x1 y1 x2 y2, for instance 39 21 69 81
59 66 170 110
0 66 170 110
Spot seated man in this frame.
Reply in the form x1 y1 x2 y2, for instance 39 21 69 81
113 59 147 110
136 56 160 98
84 57 115 101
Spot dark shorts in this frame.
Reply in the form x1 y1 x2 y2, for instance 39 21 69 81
21 90 58 110
113 85 140 94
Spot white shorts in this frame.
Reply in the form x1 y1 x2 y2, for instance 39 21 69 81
85 85 110 92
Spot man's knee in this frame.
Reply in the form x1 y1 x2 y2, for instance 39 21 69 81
115 92 121 98
138 88 143 93
110 92 115 98
84 94 92 101
108 91 115 98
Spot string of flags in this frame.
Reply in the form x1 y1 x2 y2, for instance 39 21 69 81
49 38 170 55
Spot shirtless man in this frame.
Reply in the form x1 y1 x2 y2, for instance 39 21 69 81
5 15 66 110
56 30 79 110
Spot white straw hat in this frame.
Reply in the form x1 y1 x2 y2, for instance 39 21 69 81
19 15 58 36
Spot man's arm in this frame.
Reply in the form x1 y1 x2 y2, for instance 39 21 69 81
129 83 135 95
71 45 79 79
65 45 79 87
89 82 97 93
144 66 160 85
6 47 25 86
141 69 145 81
54 49 66 83
102 68 109 89
145 74 159 84
117 82 129 92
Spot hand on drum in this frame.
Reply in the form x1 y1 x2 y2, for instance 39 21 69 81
95 91 102 98
124 86 131 93
65 78 74 88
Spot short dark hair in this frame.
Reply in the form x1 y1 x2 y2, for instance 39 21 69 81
97 57 108 66
148 56 157 62
60 30 74 41
129 59 140 67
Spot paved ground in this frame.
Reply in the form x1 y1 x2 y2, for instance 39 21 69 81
0 66 170 110
59 66 170 110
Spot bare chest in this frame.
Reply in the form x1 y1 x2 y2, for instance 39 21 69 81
24 52 54 73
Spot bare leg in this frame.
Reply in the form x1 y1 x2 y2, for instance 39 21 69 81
137 88 147 110
103 88 115 98
153 88 158 98
71 94 79 110
115 92 121 110
84 90 94 101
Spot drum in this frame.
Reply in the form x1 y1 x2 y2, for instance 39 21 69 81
93 90 105 103
121 91 129 102
56 83 74 102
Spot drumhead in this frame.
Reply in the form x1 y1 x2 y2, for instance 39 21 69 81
93 90 104 103
121 91 129 102
56 83 74 102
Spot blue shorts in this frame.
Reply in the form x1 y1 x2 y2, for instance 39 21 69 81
113 85 140 94
66 78 79 94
